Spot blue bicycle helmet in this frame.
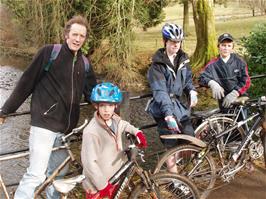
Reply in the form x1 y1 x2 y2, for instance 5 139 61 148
90 82 123 103
162 23 184 42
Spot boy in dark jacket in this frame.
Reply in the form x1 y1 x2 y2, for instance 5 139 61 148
199 33 250 111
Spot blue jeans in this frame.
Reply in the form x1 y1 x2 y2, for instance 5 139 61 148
14 126 68 199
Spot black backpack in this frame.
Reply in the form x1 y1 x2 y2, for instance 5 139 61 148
44 44 90 73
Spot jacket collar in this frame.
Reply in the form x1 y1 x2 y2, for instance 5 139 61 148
94 111 121 131
63 42 83 58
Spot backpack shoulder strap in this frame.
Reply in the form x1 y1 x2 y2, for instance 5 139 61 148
44 44 62 72
82 54 90 73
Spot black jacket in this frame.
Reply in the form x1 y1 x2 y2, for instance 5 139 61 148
1 43 97 133
199 53 250 96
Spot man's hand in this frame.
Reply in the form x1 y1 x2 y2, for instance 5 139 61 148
164 116 181 133
222 90 239 108
0 117 5 124
190 90 198 107
208 80 224 100
0 109 6 124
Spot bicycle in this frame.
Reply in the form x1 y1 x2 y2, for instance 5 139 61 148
106 133 200 199
195 96 266 167
0 119 89 199
154 96 266 198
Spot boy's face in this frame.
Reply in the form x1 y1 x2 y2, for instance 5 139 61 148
97 103 116 121
65 23 87 54
165 40 181 55
218 41 234 58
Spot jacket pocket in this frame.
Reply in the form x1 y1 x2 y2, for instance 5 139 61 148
43 103 58 115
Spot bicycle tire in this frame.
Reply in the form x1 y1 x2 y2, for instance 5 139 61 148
154 145 216 198
129 172 200 199
261 128 266 167
195 117 246 169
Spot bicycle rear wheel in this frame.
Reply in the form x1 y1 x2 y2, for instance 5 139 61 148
129 172 200 199
195 117 246 168
261 127 266 167
154 145 216 198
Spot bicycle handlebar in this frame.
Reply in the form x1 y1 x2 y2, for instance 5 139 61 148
62 119 89 142
125 133 145 162
246 96 266 107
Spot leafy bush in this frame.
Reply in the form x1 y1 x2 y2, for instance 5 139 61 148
241 23 266 97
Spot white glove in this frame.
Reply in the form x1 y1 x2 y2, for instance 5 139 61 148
190 90 198 107
222 90 239 108
208 80 224 100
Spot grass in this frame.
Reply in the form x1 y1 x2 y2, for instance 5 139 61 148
133 2 266 57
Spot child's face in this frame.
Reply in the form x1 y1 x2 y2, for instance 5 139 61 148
97 103 116 121
165 40 181 55
218 41 234 58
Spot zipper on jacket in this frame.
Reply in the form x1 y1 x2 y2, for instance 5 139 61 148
65 56 76 133
43 103 57 115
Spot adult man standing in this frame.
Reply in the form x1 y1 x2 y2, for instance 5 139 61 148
199 33 250 111
0 15 97 199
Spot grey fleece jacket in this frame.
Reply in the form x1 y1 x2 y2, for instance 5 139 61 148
81 111 139 193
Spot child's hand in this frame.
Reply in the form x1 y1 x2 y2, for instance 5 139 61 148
99 182 117 198
86 191 100 199
165 115 181 133
136 130 148 148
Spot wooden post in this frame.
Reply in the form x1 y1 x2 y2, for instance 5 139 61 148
118 91 131 122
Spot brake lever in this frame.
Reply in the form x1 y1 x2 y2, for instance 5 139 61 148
139 151 145 162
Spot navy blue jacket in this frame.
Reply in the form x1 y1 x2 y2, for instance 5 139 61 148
199 53 250 96
147 48 196 121
1 43 97 133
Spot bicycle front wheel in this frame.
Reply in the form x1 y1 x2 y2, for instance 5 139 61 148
195 116 246 168
129 172 200 199
154 145 216 197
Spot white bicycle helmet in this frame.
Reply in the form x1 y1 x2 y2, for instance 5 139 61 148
162 23 184 42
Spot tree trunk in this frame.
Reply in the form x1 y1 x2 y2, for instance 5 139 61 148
183 0 189 35
190 0 218 73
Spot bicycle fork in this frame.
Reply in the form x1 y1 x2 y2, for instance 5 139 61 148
137 168 161 199
232 116 262 161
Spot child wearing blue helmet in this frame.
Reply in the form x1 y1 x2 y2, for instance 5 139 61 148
81 82 147 199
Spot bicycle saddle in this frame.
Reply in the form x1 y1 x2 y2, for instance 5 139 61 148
232 96 249 105
53 175 85 194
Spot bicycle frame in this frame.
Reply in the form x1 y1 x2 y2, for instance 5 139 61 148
108 145 156 199
34 120 88 198
195 98 265 171
0 120 88 199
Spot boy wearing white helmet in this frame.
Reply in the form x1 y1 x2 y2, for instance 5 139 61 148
81 82 147 199
147 23 198 172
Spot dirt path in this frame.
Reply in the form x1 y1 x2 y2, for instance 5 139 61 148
207 164 266 199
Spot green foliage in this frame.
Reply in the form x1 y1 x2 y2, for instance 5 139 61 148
135 0 168 30
241 23 266 66
240 23 266 97
2 0 68 47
